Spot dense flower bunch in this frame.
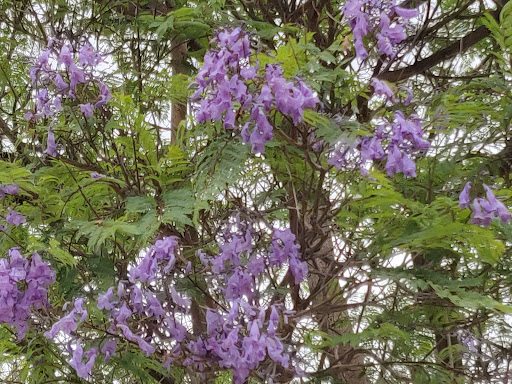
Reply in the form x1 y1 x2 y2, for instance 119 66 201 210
459 182 511 226
197 226 307 382
328 2 429 178
0 248 55 339
44 222 307 382
192 28 319 153
26 39 112 155
343 0 419 60
329 90 429 177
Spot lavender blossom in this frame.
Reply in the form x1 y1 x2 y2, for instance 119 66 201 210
459 182 471 208
3 184 19 195
46 129 57 156
466 185 511 226
6 209 25 226
80 103 94 117
192 28 318 154
372 78 394 100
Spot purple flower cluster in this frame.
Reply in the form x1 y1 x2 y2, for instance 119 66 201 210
197 227 306 382
0 184 19 197
0 248 55 339
329 109 429 177
45 223 307 382
44 298 98 379
328 1 427 178
192 28 319 153
68 343 98 379
459 182 511 227
26 40 112 156
44 297 88 339
343 0 419 60
0 184 26 228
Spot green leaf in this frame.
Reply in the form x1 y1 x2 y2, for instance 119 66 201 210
161 188 196 229
126 196 157 213
48 239 77 268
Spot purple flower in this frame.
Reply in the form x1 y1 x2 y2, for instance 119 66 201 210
136 336 155 356
114 304 132 324
393 6 419 19
101 340 117 363
36 89 49 111
399 86 414 105
297 78 319 108
380 13 406 44
3 184 19 195
168 318 187 342
145 291 166 318
328 144 351 170
289 255 308 284
44 311 78 339
268 306 279 336
361 136 385 162
266 336 289 368
26 253 55 286
483 184 511 223
241 321 267 367
37 50 51 66
91 172 105 179
206 310 222 336
344 0 370 60
29 66 39 84
459 182 471 208
54 96 62 112
354 35 368 60
225 268 253 300
470 198 492 227
192 29 317 154
240 65 257 80
6 209 25 226
73 298 88 322
468 186 511 227
94 82 112 108
98 287 115 310
78 44 101 66
58 45 73 67
385 144 402 176
24 111 33 121
128 238 177 283
69 344 97 379
249 106 274 153
401 153 417 177
69 63 85 91
394 112 430 150
246 255 265 276
55 74 68 90
129 250 157 283
257 85 273 111
46 129 57 156
372 78 394 100
269 228 299 267
117 323 135 340
80 103 94 117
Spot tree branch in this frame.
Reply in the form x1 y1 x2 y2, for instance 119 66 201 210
378 1 509 82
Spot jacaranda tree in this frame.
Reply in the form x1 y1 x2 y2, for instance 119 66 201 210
0 0 511 383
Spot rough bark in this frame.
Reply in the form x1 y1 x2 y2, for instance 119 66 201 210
378 0 510 82
307 232 368 384
170 40 188 143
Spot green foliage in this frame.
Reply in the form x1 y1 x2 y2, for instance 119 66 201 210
0 0 511 383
